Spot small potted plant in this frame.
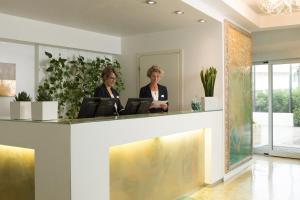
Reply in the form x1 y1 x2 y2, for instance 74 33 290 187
10 91 32 119
31 87 58 120
200 66 218 111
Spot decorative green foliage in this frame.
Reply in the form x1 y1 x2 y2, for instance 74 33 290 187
14 91 32 101
36 86 53 101
200 67 217 97
38 51 125 119
294 107 300 127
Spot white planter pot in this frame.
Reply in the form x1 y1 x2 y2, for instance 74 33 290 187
31 101 58 120
10 101 32 119
201 97 218 111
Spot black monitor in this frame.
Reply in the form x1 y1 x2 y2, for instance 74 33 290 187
121 98 141 115
78 97 101 119
120 98 152 115
136 98 152 114
94 98 117 117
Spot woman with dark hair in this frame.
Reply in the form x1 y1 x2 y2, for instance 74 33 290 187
139 65 168 113
94 66 123 113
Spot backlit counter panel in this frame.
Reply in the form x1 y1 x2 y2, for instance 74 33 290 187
0 145 34 200
109 130 205 200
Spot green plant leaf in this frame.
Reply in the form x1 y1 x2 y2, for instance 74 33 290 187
45 51 53 58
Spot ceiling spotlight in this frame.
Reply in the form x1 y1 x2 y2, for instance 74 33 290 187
146 0 157 4
174 10 184 15
198 19 207 23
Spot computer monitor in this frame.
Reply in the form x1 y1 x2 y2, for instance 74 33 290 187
78 97 101 119
136 98 152 114
94 98 117 117
120 98 152 115
121 98 141 115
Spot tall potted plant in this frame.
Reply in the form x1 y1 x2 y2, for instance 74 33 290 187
31 87 58 120
200 67 218 111
10 91 32 119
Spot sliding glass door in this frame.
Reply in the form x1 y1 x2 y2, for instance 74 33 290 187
253 61 300 158
273 64 300 152
253 64 269 149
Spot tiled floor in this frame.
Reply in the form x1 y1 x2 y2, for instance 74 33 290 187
185 155 300 200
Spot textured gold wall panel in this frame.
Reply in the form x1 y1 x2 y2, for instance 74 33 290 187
224 21 253 173
0 145 35 200
109 130 205 200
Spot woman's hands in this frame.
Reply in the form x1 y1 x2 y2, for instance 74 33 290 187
160 103 168 111
149 102 168 111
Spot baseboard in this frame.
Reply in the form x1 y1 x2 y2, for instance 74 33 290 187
223 159 253 182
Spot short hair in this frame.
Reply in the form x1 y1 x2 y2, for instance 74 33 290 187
147 65 164 78
101 66 118 81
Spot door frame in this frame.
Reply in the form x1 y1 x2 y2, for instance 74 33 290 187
136 49 183 110
253 58 300 158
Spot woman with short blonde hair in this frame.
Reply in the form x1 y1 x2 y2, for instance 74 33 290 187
139 65 168 112
146 65 164 78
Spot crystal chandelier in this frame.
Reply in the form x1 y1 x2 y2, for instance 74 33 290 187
259 0 300 15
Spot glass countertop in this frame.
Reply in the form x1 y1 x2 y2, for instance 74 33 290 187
0 109 223 125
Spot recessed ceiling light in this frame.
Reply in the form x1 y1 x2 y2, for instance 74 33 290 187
146 0 157 4
198 19 207 23
174 10 184 15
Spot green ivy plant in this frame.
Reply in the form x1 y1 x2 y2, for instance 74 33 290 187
38 51 125 119
200 67 217 97
14 91 32 101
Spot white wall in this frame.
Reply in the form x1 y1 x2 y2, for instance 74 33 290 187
253 27 300 62
0 13 121 54
120 22 223 110
0 41 35 117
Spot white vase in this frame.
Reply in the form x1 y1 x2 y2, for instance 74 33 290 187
10 101 32 119
31 101 58 120
201 97 218 111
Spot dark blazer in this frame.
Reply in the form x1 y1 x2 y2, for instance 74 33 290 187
94 84 124 112
139 84 168 112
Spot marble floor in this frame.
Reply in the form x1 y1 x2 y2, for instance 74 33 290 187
185 155 300 200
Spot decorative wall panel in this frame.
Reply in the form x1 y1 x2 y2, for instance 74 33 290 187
0 63 16 97
224 21 253 172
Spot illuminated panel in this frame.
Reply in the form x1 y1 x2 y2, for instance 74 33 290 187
0 80 16 97
109 130 205 200
0 145 35 200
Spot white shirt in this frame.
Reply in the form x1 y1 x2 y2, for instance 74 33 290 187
110 93 118 112
151 90 159 101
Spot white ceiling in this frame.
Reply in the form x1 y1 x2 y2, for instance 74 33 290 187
242 0 300 15
184 0 300 32
242 0 264 14
0 0 299 35
0 0 216 36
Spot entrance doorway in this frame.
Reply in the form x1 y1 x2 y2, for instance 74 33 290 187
253 60 300 158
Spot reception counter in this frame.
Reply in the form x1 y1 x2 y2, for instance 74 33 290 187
0 110 224 200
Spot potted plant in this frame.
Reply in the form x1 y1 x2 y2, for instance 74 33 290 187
200 66 218 111
10 91 32 119
31 87 58 120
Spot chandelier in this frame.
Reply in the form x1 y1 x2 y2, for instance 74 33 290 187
259 0 300 15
